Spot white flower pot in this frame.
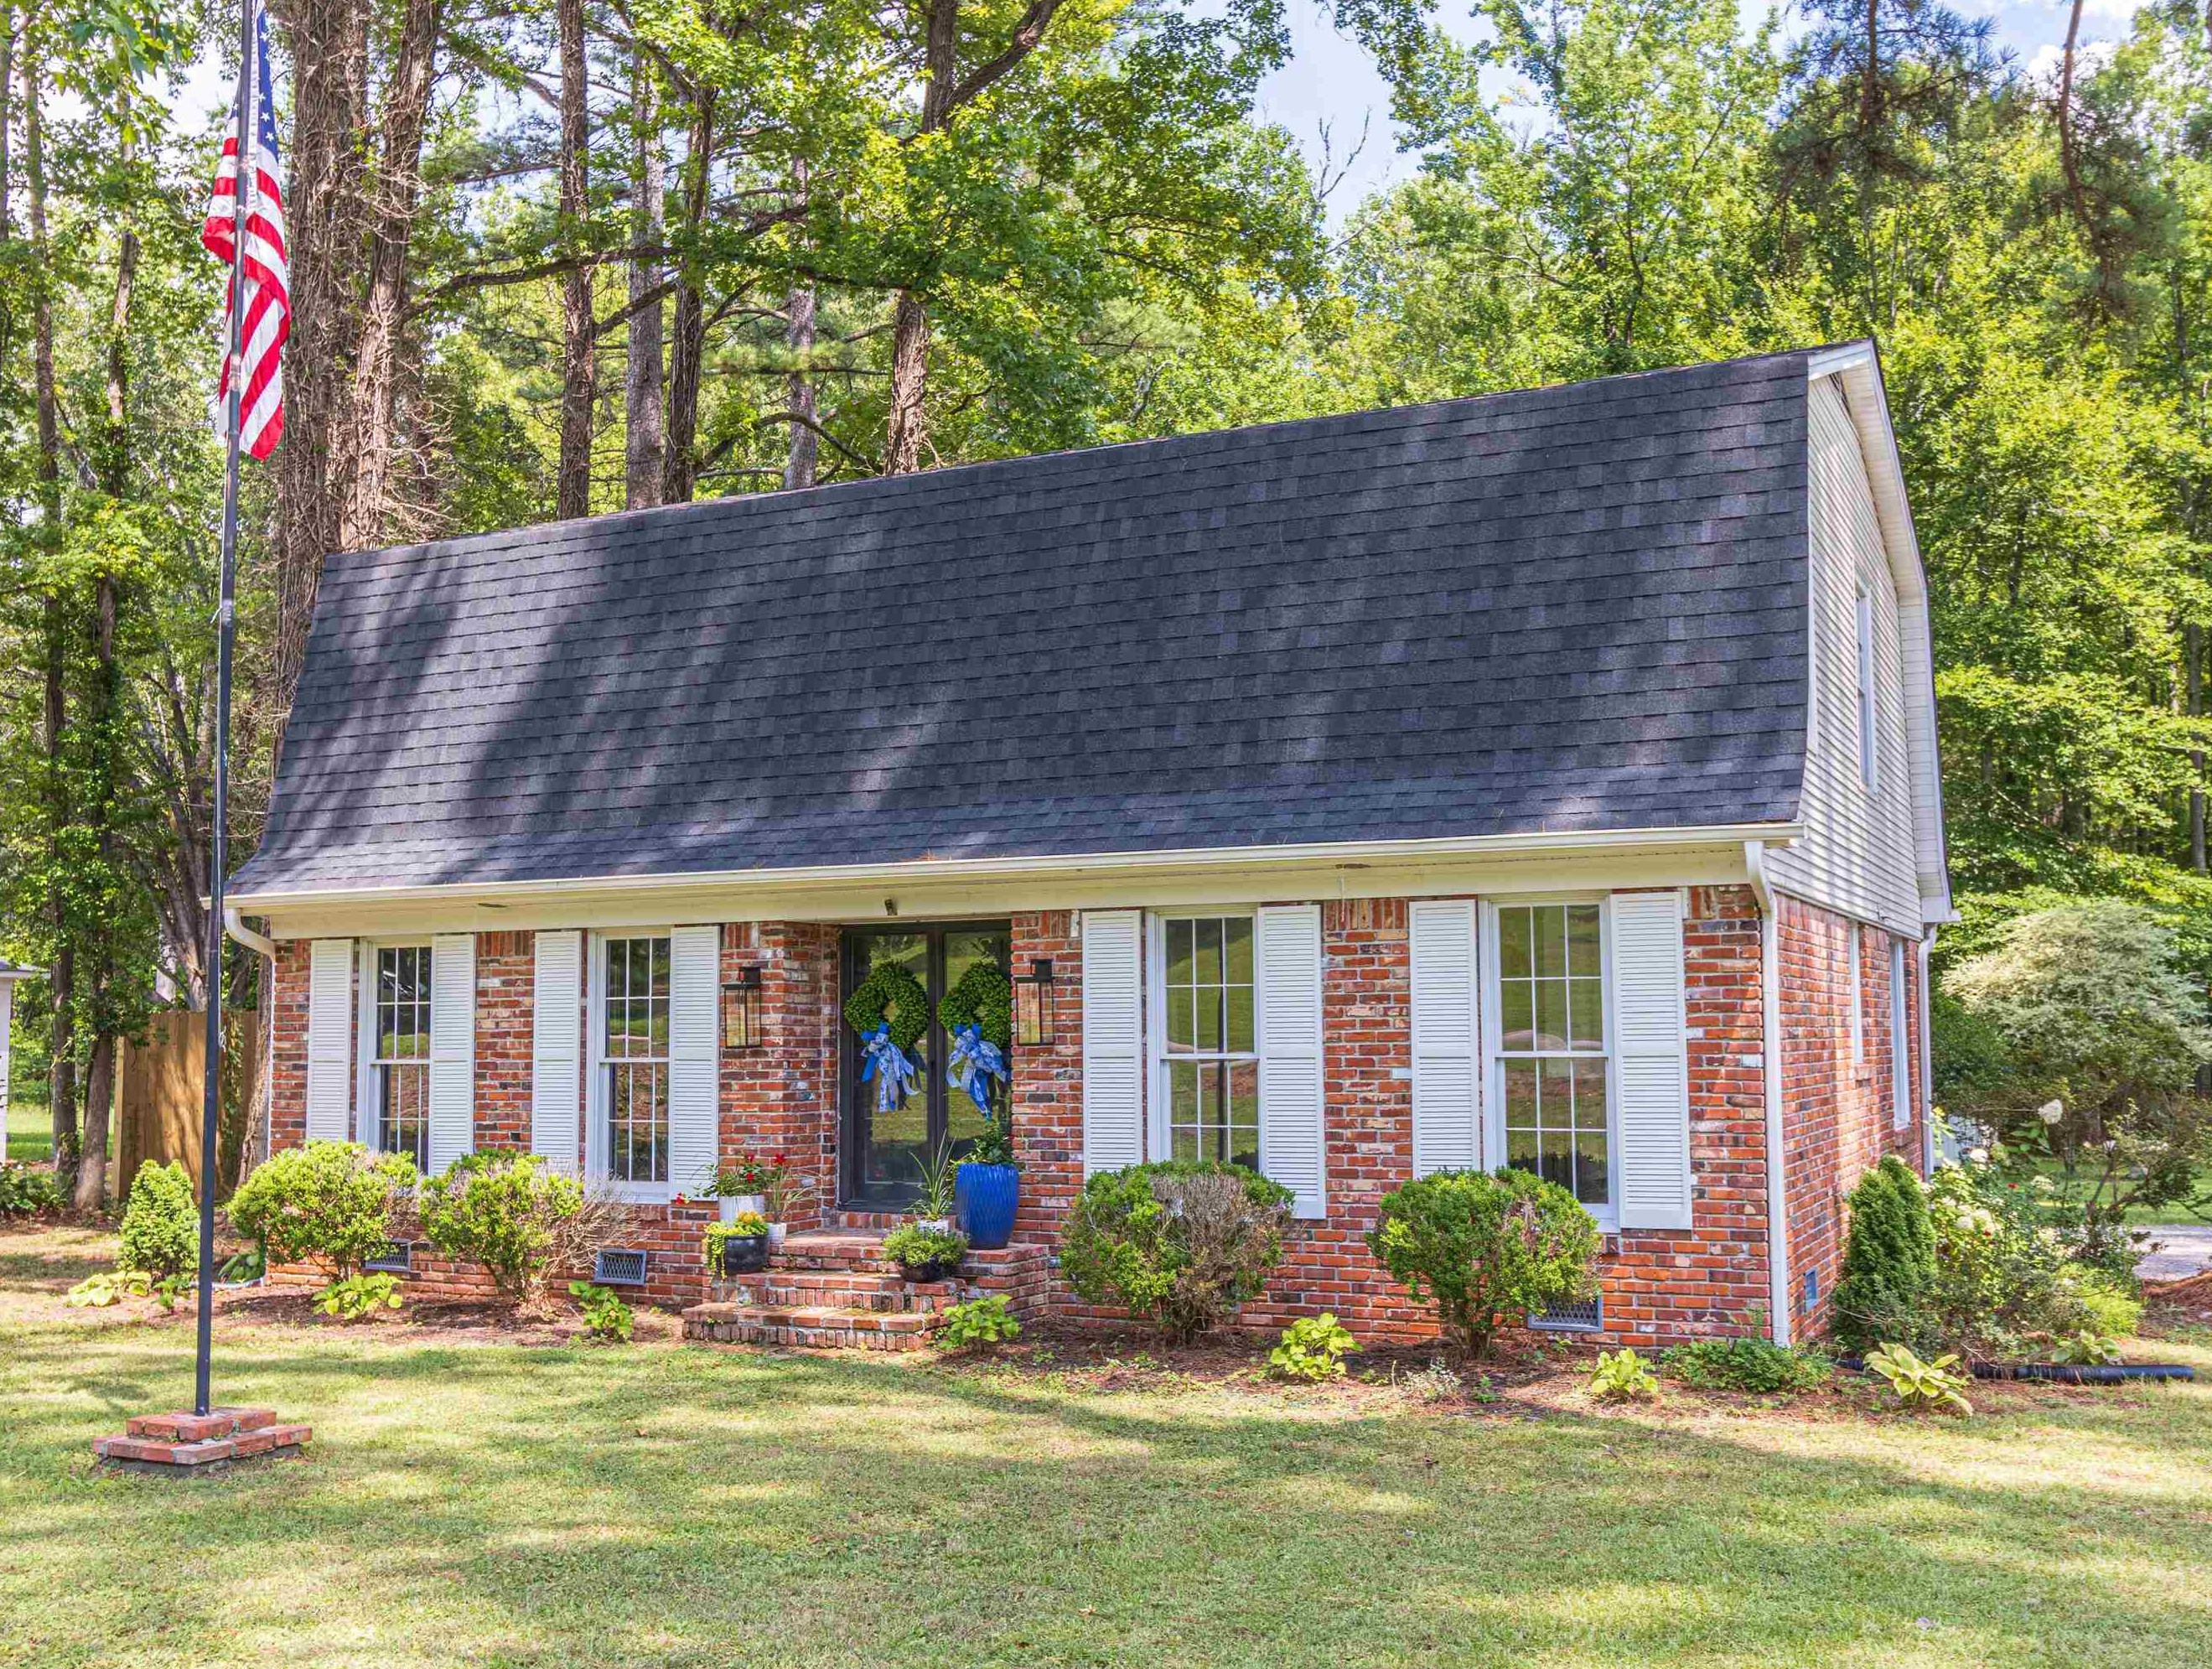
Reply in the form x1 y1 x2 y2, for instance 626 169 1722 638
765 1222 788 1252
915 1216 951 1235
720 1194 766 1223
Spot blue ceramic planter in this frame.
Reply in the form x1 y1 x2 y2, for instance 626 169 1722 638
955 1163 1019 1250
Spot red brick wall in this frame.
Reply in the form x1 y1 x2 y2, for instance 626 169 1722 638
1778 895 1924 1338
268 938 314 1153
1010 912 1083 1245
474 931 534 1151
720 922 840 1232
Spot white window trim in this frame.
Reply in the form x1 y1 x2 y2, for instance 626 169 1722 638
1478 894 1622 1234
587 928 677 1205
356 939 433 1162
1856 583 1878 791
1848 928 1865 1066
1144 909 1261 1173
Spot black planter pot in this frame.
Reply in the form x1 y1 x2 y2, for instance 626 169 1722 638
714 1233 769 1276
899 1258 958 1284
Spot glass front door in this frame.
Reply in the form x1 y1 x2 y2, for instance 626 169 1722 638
841 923 1011 1208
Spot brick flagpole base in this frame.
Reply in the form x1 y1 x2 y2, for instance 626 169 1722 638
93 1407 309 1474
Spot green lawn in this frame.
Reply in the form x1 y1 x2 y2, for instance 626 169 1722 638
8 1091 50 1162
3 1230 2210 1666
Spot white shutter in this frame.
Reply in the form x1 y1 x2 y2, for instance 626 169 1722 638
1080 910 1144 1178
427 933 477 1174
304 939 354 1143
531 930 583 1173
668 925 721 1198
1256 904 1326 1221
1409 899 1479 1177
1613 890 1693 1231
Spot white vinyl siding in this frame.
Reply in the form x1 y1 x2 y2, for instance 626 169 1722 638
531 930 583 1173
1081 910 1146 1177
1409 899 1480 1176
427 933 476 1174
305 939 355 1143
1765 376 1923 937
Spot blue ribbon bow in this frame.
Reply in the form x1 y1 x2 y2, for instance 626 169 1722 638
859 1023 921 1114
948 1023 1007 1115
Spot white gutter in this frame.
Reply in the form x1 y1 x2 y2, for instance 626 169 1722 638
1744 839 1791 1346
1919 926 1938 1174
224 907 276 960
225 819 1802 914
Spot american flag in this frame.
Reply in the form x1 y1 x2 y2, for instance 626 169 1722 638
202 4 288 459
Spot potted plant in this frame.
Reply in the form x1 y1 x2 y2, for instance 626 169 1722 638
943 961 1018 1249
910 1138 959 1234
760 1162 815 1253
883 1223 968 1283
703 1212 769 1275
707 1154 779 1223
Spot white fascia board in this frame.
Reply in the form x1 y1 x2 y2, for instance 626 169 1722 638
239 822 1800 939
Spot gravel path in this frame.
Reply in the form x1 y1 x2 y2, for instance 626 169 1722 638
2137 1224 2212 1282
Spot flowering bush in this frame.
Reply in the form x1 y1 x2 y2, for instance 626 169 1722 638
418 1152 583 1302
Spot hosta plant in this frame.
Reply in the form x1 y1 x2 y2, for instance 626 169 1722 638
938 1293 1022 1350
569 1281 635 1342
2051 1330 2121 1366
1588 1348 1660 1402
1864 1342 1974 1414
1269 1314 1359 1382
317 1272 404 1321
66 1270 153 1308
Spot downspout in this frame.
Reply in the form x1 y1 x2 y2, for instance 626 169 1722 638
1918 926 1937 1174
1745 842 1791 1346
224 907 274 961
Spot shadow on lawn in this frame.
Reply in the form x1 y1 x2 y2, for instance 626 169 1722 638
5 1324 2209 1666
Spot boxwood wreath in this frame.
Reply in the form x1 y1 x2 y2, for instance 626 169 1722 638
940 961 1013 1118
845 961 930 1113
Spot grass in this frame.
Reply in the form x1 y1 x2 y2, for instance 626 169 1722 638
8 1092 51 1162
3 1229 2211 1666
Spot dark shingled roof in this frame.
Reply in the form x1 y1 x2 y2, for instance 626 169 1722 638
231 349 1817 897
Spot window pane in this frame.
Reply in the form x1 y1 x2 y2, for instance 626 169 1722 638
1535 978 1569 1050
1504 1060 1538 1129
1171 1061 1198 1123
1166 988 1195 1053
1195 919 1222 986
1535 906 1566 977
1507 1125 1539 1175
1171 1126 1199 1163
1225 986 1254 1055
1539 1125 1572 1191
1499 907 1532 980
1567 904 1601 977
1225 918 1253 984
1197 987 1221 1050
1573 1127 1609 1205
1167 919 1194 985
1501 979 1533 1050
1569 977 1604 1050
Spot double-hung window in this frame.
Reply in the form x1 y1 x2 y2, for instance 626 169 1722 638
596 935 671 1189
370 945 433 1169
1155 914 1260 1172
1491 902 1613 1215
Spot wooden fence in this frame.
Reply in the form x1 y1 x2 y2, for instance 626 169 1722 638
116 1007 263 1202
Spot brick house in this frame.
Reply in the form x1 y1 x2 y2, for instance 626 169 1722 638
228 343 1948 1348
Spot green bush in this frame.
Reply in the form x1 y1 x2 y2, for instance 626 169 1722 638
227 1142 416 1279
1364 1169 1599 1361
317 1272 403 1321
1662 1335 1833 1393
0 1159 66 1218
117 1161 199 1280
1588 1348 1660 1402
1831 1156 1935 1355
1269 1313 1358 1382
938 1293 1022 1350
1863 1341 1973 1414
569 1281 634 1342
1060 1161 1293 1342
419 1151 583 1303
882 1224 968 1272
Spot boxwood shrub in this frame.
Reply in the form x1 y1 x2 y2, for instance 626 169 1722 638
227 1141 416 1279
1060 1161 1292 1341
117 1160 199 1280
1365 1168 1599 1360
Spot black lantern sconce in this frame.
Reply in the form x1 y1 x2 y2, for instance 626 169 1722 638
1013 957 1056 1049
722 966 764 1052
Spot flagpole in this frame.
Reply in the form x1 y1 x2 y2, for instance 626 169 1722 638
195 0 256 1421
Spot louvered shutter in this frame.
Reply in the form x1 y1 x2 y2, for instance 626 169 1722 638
1080 910 1144 1178
1257 904 1325 1220
426 933 477 1174
1613 890 1693 1231
668 925 721 1198
304 939 354 1143
531 930 583 1173
1409 899 1479 1176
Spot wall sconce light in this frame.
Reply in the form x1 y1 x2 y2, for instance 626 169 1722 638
1013 958 1056 1048
722 966 764 1051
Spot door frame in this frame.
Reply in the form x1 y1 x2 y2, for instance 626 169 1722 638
838 920 1012 1208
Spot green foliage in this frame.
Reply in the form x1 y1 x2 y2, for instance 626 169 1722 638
568 1282 635 1342
882 1224 968 1273
65 1269 151 1307
216 1245 265 1284
317 1272 404 1322
2051 1330 2121 1366
1059 1161 1293 1342
226 1143 416 1280
1662 1335 1834 1394
117 1160 196 1279
1269 1313 1358 1382
966 1118 1016 1169
939 961 1013 1051
1831 1157 1936 1355
706 1156 781 1196
702 1216 769 1268
909 1138 960 1221
842 961 931 1055
1365 1169 1600 1361
418 1152 583 1303
938 1293 1023 1350
1863 1343 1975 1415
0 1161 65 1218
1405 1358 1465 1404
1588 1349 1660 1402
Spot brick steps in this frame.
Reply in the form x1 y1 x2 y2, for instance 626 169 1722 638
686 1299 942 1350
710 1269 961 1314
684 1231 1049 1352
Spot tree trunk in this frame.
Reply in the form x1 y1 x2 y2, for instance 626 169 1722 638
77 1035 113 1211
784 282 819 490
661 86 714 505
624 56 665 510
343 0 441 552
0 7 14 238
555 0 595 521
882 0 961 477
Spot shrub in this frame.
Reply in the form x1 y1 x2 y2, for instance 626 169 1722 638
1060 1162 1293 1342
1863 1341 1973 1414
882 1224 968 1272
2052 1329 2121 1366
2064 1267 2142 1338
1269 1313 1358 1382
117 1161 199 1280
939 1293 1022 1350
569 1281 634 1342
1365 1169 1599 1361
227 1142 416 1278
418 1151 583 1303
1831 1156 1935 1355
1662 1335 1833 1393
318 1272 403 1321
1588 1349 1660 1402
0 1159 65 1218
